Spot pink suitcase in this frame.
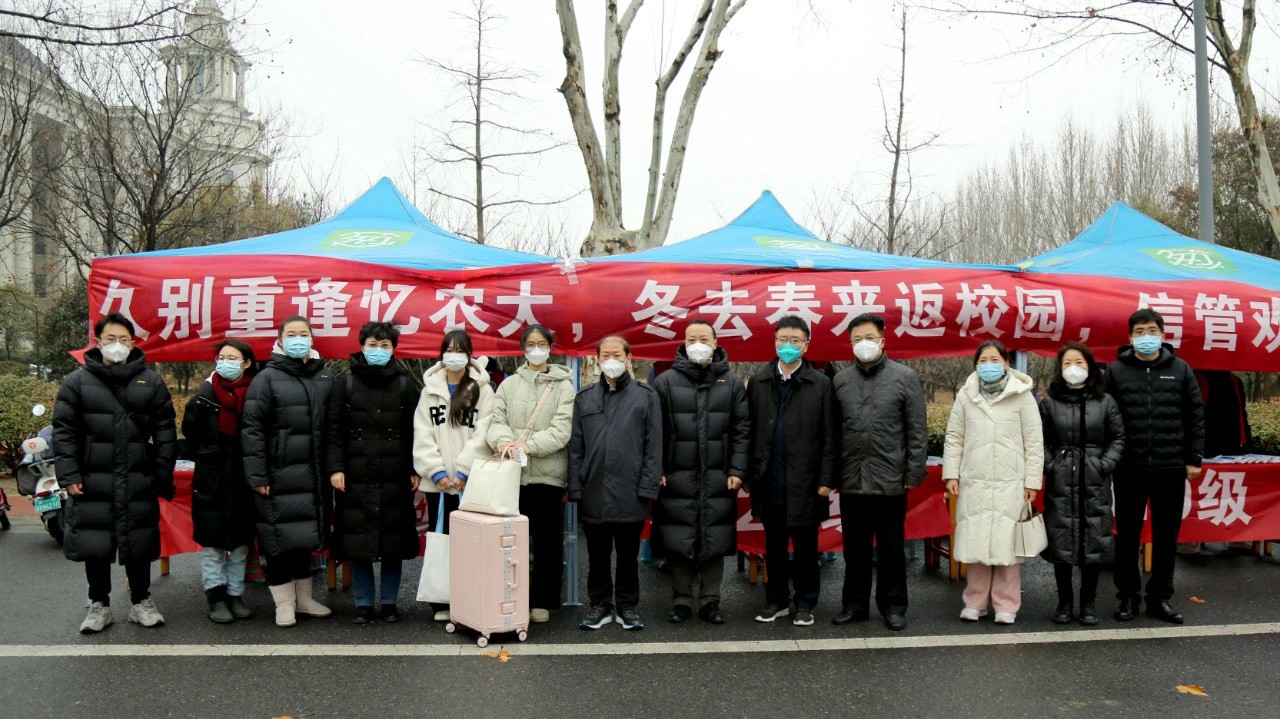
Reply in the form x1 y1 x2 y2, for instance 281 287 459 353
445 510 530 647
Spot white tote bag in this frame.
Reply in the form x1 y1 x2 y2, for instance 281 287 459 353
416 493 450 604
1013 499 1049 558
458 384 556 517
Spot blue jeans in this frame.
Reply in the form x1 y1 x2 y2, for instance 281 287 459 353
351 560 404 607
200 546 249 596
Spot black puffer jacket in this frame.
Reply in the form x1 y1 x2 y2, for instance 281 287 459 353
832 354 928 496
744 361 837 527
183 378 257 550
568 372 663 524
1039 385 1125 566
324 354 421 562
1104 344 1205 471
652 346 750 561
242 353 333 556
53 348 178 563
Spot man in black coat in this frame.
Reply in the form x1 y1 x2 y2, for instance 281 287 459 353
831 314 927 632
53 313 178 634
744 316 838 627
569 336 663 631
652 320 750 625
1106 308 1206 625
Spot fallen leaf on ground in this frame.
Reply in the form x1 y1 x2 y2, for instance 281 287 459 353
1176 685 1208 697
482 648 511 663
1189 597 1207 604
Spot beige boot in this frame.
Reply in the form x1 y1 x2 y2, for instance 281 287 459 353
293 577 331 618
269 584 297 628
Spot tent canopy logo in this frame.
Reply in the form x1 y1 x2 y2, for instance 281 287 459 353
323 229 413 250
1142 247 1236 274
754 236 840 252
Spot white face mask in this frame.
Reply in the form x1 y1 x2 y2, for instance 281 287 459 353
686 342 713 364
524 347 551 366
853 339 882 363
601 359 627 380
442 352 469 372
101 342 130 363
1062 365 1089 386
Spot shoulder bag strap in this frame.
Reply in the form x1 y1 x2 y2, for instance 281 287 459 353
515 383 558 445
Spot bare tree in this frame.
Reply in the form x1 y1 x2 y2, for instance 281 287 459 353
556 0 749 256
927 1 1280 245
1 1 191 48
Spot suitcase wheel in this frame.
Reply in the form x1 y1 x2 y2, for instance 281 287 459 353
476 635 489 648
517 630 528 642
444 623 456 634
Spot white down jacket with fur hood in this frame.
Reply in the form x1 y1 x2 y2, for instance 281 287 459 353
412 358 496 495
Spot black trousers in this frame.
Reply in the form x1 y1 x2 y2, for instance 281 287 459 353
1054 563 1101 605
583 521 644 611
762 509 820 611
264 549 313 587
85 559 151 606
520 484 566 611
839 492 908 617
1113 467 1186 602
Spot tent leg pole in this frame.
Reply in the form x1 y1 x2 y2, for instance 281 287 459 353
562 356 582 607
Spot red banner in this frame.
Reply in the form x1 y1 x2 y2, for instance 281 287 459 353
91 256 1280 370
1141 462 1280 543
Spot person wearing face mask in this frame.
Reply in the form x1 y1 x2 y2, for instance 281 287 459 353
569 335 663 631
325 322 422 624
242 316 335 628
651 320 750 625
744 316 838 628
53 313 178 635
413 329 496 622
485 325 576 624
830 314 927 632
183 338 259 624
1105 309 1205 625
943 340 1044 626
1039 343 1125 627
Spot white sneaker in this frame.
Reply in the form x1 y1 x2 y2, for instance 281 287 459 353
434 610 451 622
127 598 165 628
79 602 114 634
959 607 989 622
994 612 1017 625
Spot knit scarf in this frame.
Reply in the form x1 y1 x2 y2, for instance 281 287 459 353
980 375 1009 402
210 373 251 436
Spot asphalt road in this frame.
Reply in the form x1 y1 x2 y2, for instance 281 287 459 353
2 517 1277 718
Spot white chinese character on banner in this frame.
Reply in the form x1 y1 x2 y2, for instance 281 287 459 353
157 277 214 340
1196 469 1252 526
830 281 886 335
700 281 757 340
292 278 353 337
632 280 688 340
764 281 823 327
359 280 421 334
224 276 283 337
954 283 1009 338
894 282 945 338
429 284 490 332
1014 287 1065 342
1137 292 1185 347
100 279 151 340
1251 297 1280 353
496 280 553 338
1194 293 1243 351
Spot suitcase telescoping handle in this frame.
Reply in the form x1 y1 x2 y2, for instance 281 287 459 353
507 558 519 590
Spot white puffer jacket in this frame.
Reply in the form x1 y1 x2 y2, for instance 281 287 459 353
413 358 496 495
943 369 1045 566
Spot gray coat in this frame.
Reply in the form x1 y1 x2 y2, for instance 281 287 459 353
568 372 663 524
832 355 928 495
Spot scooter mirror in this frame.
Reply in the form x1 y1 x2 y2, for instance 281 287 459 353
32 404 46 417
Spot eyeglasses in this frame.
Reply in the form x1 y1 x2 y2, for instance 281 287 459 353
1131 328 1163 337
774 337 807 347
524 343 550 351
215 355 243 363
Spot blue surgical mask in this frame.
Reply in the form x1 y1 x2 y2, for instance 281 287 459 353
777 344 803 365
363 347 393 366
283 336 312 359
1132 335 1163 356
215 359 244 381
977 362 1006 383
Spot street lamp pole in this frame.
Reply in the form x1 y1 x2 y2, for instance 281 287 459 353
1194 0 1216 244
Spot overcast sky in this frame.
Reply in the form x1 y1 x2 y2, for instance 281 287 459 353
235 1 1273 251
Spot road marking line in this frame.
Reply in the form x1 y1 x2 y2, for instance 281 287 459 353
2 622 1278 658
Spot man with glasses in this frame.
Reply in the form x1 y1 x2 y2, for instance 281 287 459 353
830 313 927 631
1105 308 1205 624
744 316 838 627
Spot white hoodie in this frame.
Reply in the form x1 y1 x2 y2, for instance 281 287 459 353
413 357 495 494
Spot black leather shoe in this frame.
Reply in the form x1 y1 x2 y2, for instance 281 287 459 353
1146 600 1185 625
1078 603 1098 626
698 602 726 625
885 614 906 631
1052 599 1074 625
1114 597 1138 622
352 606 376 625
667 605 693 623
831 606 870 625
